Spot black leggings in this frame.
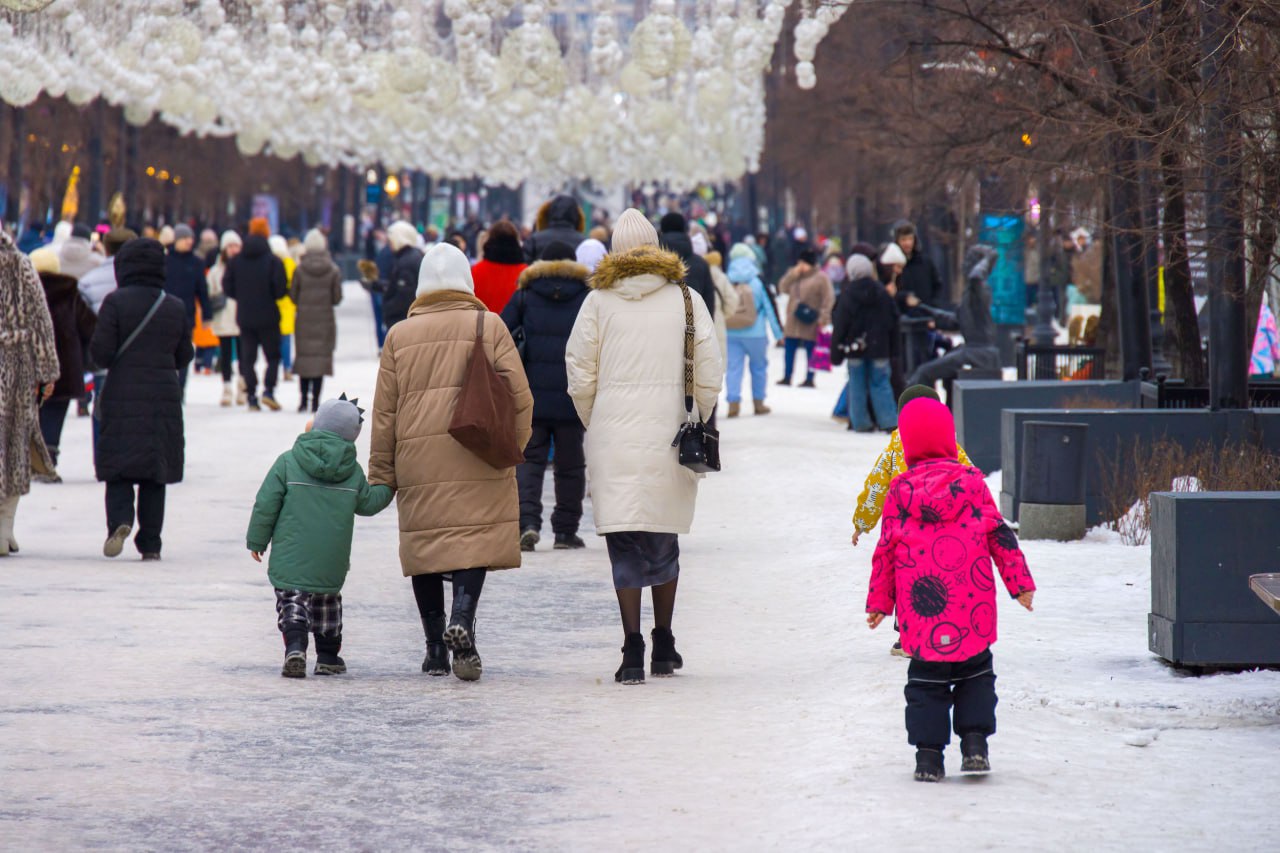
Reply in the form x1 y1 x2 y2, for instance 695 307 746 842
218 336 238 383
299 377 324 403
412 569 487 618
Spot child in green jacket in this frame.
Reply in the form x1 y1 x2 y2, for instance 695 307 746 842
247 396 393 678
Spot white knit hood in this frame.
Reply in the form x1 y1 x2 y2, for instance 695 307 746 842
416 242 475 297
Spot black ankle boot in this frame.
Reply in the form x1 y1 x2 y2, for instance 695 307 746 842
650 626 683 677
421 612 451 676
444 595 482 682
281 623 308 678
914 747 945 782
615 632 646 684
960 733 990 772
314 634 346 675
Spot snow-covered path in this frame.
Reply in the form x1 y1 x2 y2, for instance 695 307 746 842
4 284 1279 851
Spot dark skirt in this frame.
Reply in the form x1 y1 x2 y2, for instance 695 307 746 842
606 531 680 590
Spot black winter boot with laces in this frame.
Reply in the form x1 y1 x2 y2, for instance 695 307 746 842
421 612 451 676
615 633 646 685
650 626 683 677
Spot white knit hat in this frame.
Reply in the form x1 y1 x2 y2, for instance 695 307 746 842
303 228 327 253
416 242 474 297
846 254 875 281
880 243 907 266
387 220 419 252
690 231 709 257
610 208 658 254
220 230 242 250
575 238 608 271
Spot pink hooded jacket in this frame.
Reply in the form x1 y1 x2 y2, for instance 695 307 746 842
867 399 1036 662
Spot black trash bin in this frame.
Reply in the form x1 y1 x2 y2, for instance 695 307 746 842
1018 421 1088 540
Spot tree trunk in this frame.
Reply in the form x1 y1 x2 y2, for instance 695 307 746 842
1159 146 1205 384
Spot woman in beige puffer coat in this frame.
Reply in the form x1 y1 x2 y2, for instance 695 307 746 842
369 242 533 682
565 209 722 685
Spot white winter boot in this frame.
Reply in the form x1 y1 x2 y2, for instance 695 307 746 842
236 377 247 406
0 496 19 556
220 382 233 407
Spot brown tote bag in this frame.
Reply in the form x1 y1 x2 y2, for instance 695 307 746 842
448 309 526 469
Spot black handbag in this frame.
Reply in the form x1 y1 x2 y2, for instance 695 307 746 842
795 301 820 324
671 283 721 473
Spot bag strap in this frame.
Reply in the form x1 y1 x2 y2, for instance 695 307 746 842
678 282 696 421
474 307 485 342
112 290 167 367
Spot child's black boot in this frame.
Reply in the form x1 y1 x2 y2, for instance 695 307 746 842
650 626 683 677
314 634 346 675
960 733 990 773
421 612 451 677
615 632 646 684
914 747 945 782
281 623 308 678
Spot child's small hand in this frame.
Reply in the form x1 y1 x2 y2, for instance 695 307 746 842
250 551 263 563
867 612 886 629
1017 590 1034 611
851 530 862 546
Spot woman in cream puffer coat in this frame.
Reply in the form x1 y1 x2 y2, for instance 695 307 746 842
565 209 722 685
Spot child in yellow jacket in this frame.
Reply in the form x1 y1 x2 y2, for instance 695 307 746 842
852 385 973 656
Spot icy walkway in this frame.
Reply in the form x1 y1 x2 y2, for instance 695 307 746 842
3 285 1279 851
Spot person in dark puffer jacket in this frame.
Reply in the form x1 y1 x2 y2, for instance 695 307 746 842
659 212 716 320
501 241 590 552
524 194 586 263
90 238 194 561
30 248 95 474
223 217 288 410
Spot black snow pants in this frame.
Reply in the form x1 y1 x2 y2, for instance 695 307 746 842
904 649 997 748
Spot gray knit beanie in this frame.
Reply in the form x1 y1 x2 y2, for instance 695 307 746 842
313 396 364 442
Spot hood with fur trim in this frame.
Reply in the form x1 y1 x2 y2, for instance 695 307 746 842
535 195 584 233
518 259 590 303
588 245 687 301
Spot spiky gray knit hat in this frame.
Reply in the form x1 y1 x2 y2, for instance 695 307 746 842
312 393 365 442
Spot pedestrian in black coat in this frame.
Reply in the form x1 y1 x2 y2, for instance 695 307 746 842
501 242 590 550
379 244 426 328
89 238 193 559
831 255 902 432
892 220 946 308
525 195 586 263
659 212 717 319
164 225 211 390
223 220 288 408
35 262 95 468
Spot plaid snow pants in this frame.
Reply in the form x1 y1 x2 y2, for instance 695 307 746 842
274 589 342 638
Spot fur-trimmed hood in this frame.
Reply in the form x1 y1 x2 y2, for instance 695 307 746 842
535 195 584 233
407 289 488 317
518 259 590 290
589 246 687 301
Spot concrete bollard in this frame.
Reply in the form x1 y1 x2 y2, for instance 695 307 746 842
1018 421 1088 540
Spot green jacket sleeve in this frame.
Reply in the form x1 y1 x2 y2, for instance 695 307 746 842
246 455 288 551
355 475 394 517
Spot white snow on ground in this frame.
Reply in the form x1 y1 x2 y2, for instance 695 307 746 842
3 283 1279 851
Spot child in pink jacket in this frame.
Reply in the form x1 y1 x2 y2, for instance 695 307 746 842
866 397 1036 782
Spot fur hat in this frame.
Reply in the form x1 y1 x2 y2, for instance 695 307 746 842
29 246 61 275
387 220 419 252
846 254 875 282
880 243 907 267
313 395 364 442
303 229 327 253
575 238 608 271
248 217 271 238
220 230 242 251
416 242 474 297
173 224 194 242
611 209 659 255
